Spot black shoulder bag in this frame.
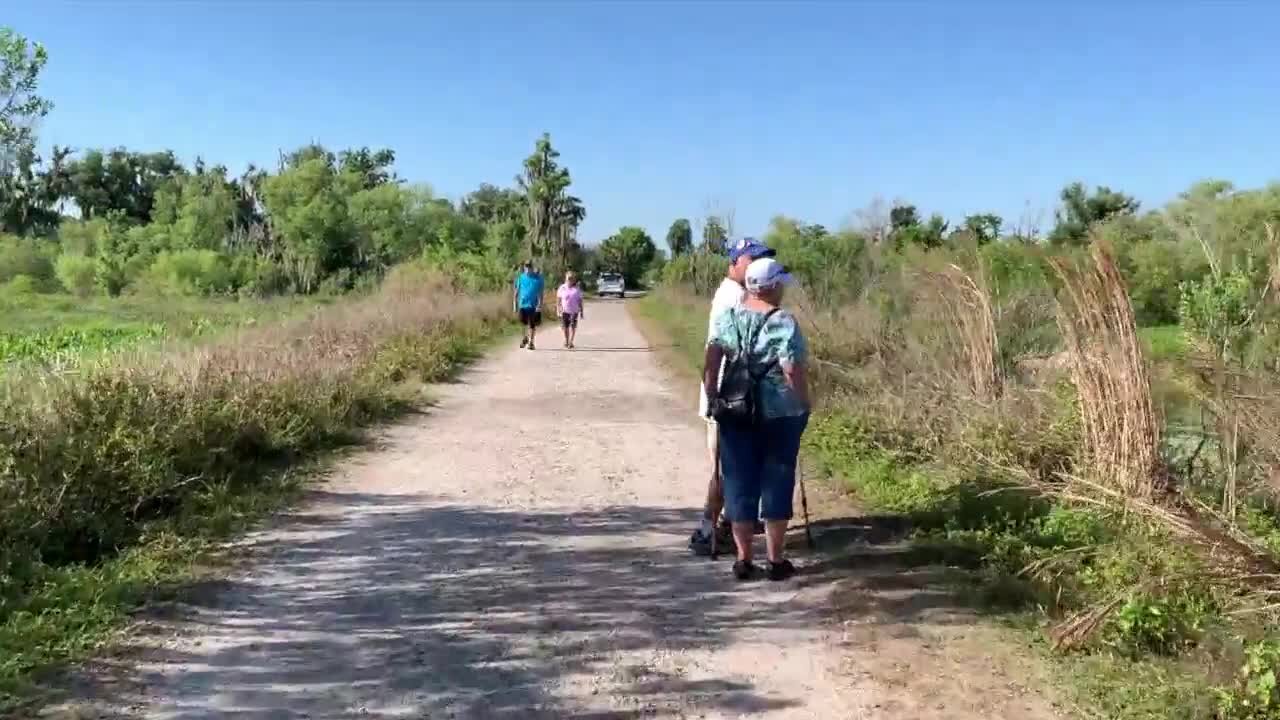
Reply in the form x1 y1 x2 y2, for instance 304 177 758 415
711 307 779 429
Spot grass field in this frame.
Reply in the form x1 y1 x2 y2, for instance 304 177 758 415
0 278 512 711
0 293 325 367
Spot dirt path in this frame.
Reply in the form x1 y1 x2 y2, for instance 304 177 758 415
59 300 1067 719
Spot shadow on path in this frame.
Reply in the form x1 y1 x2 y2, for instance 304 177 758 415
72 491 925 718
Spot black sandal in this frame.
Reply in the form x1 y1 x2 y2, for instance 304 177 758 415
767 559 796 582
732 560 756 581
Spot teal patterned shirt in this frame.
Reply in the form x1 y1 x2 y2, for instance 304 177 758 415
710 307 809 420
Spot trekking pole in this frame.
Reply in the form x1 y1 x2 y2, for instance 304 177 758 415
798 454 815 550
710 423 724 560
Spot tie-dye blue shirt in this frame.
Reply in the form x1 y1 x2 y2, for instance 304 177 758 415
710 307 809 419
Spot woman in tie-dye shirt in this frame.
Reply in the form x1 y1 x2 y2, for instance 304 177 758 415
703 258 810 582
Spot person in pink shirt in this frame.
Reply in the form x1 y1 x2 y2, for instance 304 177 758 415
556 271 585 349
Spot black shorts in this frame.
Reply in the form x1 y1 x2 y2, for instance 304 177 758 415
560 312 579 329
519 308 542 327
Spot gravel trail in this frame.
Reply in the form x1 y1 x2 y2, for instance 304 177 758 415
58 299 1063 720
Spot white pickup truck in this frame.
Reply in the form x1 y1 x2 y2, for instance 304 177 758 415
597 272 626 298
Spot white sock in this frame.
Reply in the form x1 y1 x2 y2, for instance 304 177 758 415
700 518 714 534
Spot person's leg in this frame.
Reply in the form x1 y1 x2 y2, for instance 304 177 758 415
519 309 530 347
691 417 721 550
561 315 571 347
528 310 538 349
568 315 578 348
719 423 763 572
690 421 723 555
759 414 809 572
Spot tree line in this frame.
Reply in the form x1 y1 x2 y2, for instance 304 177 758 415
0 27 616 297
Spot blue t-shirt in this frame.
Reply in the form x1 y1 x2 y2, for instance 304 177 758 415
710 307 809 419
515 271 545 309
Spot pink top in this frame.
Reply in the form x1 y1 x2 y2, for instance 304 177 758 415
557 284 584 315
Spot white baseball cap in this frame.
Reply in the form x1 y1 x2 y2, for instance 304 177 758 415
744 258 793 292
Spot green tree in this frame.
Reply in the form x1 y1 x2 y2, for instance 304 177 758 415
763 216 867 304
0 27 58 235
0 27 51 169
889 204 920 233
666 218 693 255
550 192 586 273
599 226 657 287
150 165 237 251
517 133 572 259
338 147 396 190
702 217 727 252
260 150 357 293
1 144 69 235
1049 182 1140 245
890 205 948 250
66 148 185 223
962 213 1003 245
348 182 412 266
460 183 525 225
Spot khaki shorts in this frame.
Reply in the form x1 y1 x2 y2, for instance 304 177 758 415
705 418 719 453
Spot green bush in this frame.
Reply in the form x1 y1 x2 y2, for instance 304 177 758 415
53 254 98 297
0 236 57 290
661 251 727 296
0 275 39 297
980 240 1054 298
1139 325 1187 362
1107 593 1214 658
236 255 290 297
145 250 238 296
1218 639 1280 719
421 246 510 293
55 219 111 257
1122 240 1196 326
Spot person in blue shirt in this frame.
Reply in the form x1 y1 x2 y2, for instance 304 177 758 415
513 261 546 350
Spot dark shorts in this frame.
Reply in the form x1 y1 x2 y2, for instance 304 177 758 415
519 308 542 328
560 312 579 329
719 413 810 523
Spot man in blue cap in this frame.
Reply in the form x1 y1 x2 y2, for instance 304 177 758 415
514 260 545 350
690 237 777 557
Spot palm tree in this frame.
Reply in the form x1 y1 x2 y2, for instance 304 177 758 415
517 133 571 260
551 193 586 270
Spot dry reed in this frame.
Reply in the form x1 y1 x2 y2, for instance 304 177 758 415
1051 240 1164 499
922 264 1001 400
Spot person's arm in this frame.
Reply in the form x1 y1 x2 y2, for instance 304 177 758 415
703 342 725 415
512 277 520 311
780 318 811 411
782 361 810 411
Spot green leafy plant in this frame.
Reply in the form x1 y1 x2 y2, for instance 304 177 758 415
1218 639 1280 719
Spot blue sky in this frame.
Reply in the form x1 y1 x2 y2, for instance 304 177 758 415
8 1 1280 249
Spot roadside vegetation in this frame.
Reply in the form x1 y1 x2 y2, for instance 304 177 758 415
641 181 1280 719
0 25 639 709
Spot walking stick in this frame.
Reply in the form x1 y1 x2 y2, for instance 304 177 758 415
710 425 723 560
798 455 815 550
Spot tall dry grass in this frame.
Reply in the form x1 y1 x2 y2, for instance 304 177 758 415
919 264 1002 401
0 265 509 598
1051 241 1164 499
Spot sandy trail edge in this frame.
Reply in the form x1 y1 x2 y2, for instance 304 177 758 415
52 300 1066 719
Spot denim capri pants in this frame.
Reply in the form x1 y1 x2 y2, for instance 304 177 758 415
718 413 810 523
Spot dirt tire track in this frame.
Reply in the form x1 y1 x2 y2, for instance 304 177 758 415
56 299 1064 719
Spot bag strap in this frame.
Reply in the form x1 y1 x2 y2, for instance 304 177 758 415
741 307 780 380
